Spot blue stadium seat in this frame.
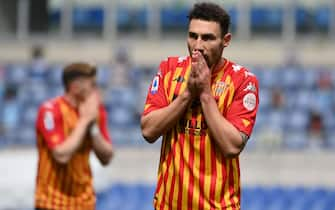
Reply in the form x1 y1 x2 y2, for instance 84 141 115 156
281 67 302 90
117 7 132 29
19 82 50 106
284 109 309 131
73 7 104 28
295 7 313 30
4 64 27 85
258 89 271 112
96 65 111 88
47 65 63 86
315 7 330 30
108 105 134 127
283 131 307 149
251 7 283 31
49 9 60 27
259 69 281 89
117 7 148 30
326 131 335 149
21 103 38 125
96 184 335 210
161 7 189 30
267 110 286 130
293 90 312 111
16 124 35 145
301 69 318 90
227 7 238 31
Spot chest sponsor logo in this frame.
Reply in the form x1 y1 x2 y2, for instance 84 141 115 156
178 119 208 136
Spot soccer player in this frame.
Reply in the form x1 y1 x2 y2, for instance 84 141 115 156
141 2 259 210
34 62 113 210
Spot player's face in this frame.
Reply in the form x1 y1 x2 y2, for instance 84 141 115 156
187 19 231 68
73 76 97 101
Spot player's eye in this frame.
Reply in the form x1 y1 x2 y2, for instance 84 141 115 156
201 34 216 41
189 32 198 40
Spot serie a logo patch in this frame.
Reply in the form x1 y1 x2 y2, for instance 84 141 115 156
151 76 159 94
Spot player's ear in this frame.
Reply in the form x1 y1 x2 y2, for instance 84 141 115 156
222 33 232 48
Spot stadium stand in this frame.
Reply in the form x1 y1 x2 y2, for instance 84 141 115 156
94 183 335 210
47 4 331 34
1 1 335 209
1 63 335 150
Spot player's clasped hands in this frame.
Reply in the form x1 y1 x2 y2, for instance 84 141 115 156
79 90 100 123
187 50 212 98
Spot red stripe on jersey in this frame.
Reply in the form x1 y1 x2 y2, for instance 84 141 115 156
177 132 185 210
209 145 217 210
220 157 227 208
187 107 198 210
198 133 206 210
229 160 236 210
168 130 179 209
187 134 195 210
172 61 189 100
159 138 174 210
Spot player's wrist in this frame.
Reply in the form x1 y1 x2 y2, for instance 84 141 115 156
199 92 213 104
181 89 193 102
90 122 101 138
79 117 93 127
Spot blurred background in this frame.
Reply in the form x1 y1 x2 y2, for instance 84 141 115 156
0 0 335 209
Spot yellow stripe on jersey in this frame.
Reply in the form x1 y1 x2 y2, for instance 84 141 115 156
144 104 151 111
214 153 224 208
168 67 183 102
181 133 191 210
180 65 191 94
172 133 181 209
242 119 251 127
227 78 236 107
203 135 212 210
164 71 172 101
192 134 201 210
224 160 232 209
232 158 240 205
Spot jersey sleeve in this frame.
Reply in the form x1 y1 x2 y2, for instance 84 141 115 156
142 60 169 116
36 103 65 149
226 71 259 137
98 105 112 144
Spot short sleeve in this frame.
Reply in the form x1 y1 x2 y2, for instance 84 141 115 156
142 60 169 116
36 104 65 149
226 72 259 136
98 105 112 144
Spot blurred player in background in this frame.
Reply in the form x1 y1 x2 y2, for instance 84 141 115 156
34 62 113 210
141 2 259 210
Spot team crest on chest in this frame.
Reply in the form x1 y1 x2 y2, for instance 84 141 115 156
213 81 229 96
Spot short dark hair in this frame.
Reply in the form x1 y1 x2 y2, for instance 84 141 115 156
62 62 96 91
188 2 230 36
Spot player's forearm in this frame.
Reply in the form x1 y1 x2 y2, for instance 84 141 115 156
200 93 244 158
52 118 91 164
92 134 113 166
141 91 192 143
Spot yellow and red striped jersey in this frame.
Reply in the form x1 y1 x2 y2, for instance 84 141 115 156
35 96 112 210
143 56 259 210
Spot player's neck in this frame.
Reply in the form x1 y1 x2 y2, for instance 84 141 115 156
211 58 225 72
